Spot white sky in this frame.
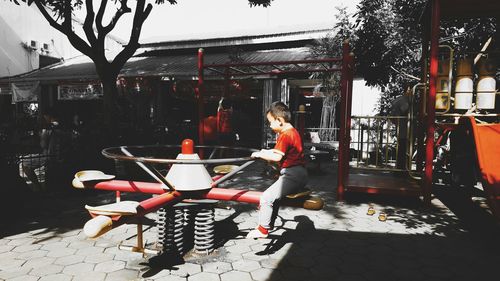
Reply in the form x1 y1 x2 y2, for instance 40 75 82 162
352 80 380 116
92 0 359 42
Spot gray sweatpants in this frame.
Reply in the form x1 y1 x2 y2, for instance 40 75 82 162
259 165 308 228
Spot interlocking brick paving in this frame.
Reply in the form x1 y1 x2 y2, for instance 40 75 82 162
1 161 500 280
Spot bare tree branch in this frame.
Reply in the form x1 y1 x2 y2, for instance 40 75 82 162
62 0 72 31
112 0 151 74
33 1 64 33
83 0 97 47
102 0 132 35
390 66 420 81
95 0 108 33
130 1 152 42
33 1 92 57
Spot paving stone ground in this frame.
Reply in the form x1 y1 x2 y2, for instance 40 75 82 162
1 161 500 281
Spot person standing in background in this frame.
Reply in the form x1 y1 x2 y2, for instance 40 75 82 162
217 98 236 146
21 108 60 191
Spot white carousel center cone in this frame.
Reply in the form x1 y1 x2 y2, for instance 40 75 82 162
165 153 213 191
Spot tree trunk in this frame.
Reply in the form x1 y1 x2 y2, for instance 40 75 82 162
99 73 120 145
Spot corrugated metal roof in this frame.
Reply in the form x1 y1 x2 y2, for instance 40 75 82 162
140 28 330 52
5 48 316 82
141 23 334 44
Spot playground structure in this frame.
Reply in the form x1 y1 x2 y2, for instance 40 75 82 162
420 0 499 215
73 140 323 256
72 3 499 258
196 43 353 148
71 46 354 257
335 0 500 219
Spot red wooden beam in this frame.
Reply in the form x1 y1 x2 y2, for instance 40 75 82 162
204 58 342 68
206 68 341 76
424 0 440 204
337 40 351 201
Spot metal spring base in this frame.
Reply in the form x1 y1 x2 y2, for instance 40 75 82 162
157 206 185 256
183 207 195 250
156 200 217 256
194 206 215 254
156 207 167 250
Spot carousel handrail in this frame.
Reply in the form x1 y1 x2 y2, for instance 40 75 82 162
102 144 258 165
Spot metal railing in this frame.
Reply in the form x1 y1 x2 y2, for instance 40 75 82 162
349 116 413 171
17 153 52 187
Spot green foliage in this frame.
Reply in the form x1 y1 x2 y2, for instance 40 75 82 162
354 0 424 107
354 0 497 114
308 5 355 95
248 0 272 7
310 5 355 58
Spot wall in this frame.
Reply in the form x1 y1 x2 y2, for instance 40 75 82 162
351 79 381 116
0 2 123 78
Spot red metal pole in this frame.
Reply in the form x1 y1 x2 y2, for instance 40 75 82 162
90 187 262 236
137 191 183 216
87 179 263 203
418 37 429 173
337 40 350 200
344 52 354 186
206 58 342 68
93 180 166 194
210 69 341 76
83 181 328 238
424 0 440 204
197 48 205 146
203 188 261 204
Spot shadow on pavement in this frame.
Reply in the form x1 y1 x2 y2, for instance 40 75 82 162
254 215 500 281
433 185 500 235
0 186 150 239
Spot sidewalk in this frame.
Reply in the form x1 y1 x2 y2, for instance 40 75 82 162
1 161 500 281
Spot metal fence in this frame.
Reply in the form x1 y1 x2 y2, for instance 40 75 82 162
349 116 411 171
17 153 52 188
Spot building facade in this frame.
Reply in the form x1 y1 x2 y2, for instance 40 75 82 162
0 2 124 78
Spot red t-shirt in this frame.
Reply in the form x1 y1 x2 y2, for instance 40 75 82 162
273 127 305 168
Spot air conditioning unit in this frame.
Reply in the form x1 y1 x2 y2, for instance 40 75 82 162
29 40 39 50
41 43 51 53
